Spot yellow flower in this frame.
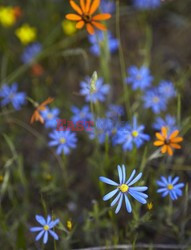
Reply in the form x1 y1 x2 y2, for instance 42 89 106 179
147 202 153 210
62 20 77 35
15 24 37 45
0 6 16 27
66 220 72 231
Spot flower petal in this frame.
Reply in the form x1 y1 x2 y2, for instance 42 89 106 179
103 189 118 201
167 145 173 156
126 169 136 185
161 145 167 154
172 176 179 185
43 231 48 244
85 0 91 12
154 140 164 146
76 20 85 29
92 13 111 21
35 230 44 241
122 165 126 183
92 21 107 31
35 215 46 226
169 130 179 139
89 0 100 15
115 193 123 214
170 143 181 149
99 176 118 186
161 127 167 138
117 165 122 184
30 227 43 232
124 195 132 213
155 132 164 141
80 0 86 12
110 192 121 207
70 1 83 15
129 186 148 192
129 190 147 204
170 137 183 143
128 172 142 186
65 14 82 21
49 230 59 240
86 23 95 34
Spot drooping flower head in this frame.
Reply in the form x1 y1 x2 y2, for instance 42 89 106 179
0 83 26 110
80 75 110 103
143 88 167 114
152 115 178 133
30 97 54 124
88 31 118 56
157 176 184 200
158 80 176 99
65 0 111 35
115 116 150 151
30 215 59 244
99 165 148 214
154 126 183 156
15 24 37 45
21 42 42 64
41 107 60 129
126 66 153 90
48 130 77 155
133 0 161 10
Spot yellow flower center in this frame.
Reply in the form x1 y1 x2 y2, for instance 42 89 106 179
43 225 49 231
132 130 139 137
136 74 142 80
167 184 173 190
47 113 53 119
119 184 129 193
153 97 159 103
60 138 66 144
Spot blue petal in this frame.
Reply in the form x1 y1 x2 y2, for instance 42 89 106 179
46 215 51 224
35 215 46 226
161 176 168 185
172 176 179 185
35 230 44 241
129 190 147 204
126 170 136 185
49 230 59 240
49 219 60 229
117 165 122 184
157 188 167 193
174 183 184 189
122 164 126 183
43 231 48 244
115 193 123 214
128 172 142 186
103 189 118 201
124 195 132 213
110 192 121 207
30 227 43 232
156 180 166 187
99 176 118 186
129 186 148 192
161 190 169 197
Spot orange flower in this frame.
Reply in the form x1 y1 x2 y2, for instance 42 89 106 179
153 126 183 156
65 0 111 35
30 97 54 124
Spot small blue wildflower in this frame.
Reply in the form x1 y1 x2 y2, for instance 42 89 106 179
0 83 26 110
30 215 59 244
80 77 110 103
158 80 176 99
21 42 42 64
88 31 118 56
157 176 184 200
100 0 115 13
71 105 93 125
41 107 60 129
152 115 178 132
115 116 150 151
106 104 124 119
126 66 153 90
133 0 161 9
99 165 148 214
48 130 77 155
143 88 167 114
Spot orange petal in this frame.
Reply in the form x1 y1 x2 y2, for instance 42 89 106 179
170 137 183 143
76 20 85 29
161 145 167 154
39 97 54 110
167 146 173 156
92 13 111 21
89 0 100 15
86 23 95 34
169 130 179 139
155 132 165 141
154 140 164 146
80 0 86 12
65 14 82 21
92 21 107 31
85 0 91 12
70 1 83 15
171 143 181 149
161 126 167 138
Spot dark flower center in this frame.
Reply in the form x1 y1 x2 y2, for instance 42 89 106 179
164 139 170 145
82 14 92 23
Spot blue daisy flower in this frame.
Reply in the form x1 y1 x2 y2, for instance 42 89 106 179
41 107 60 129
115 116 150 151
126 66 153 90
71 105 93 124
80 77 110 103
48 130 77 155
158 80 176 99
152 115 178 132
99 165 148 214
133 0 161 9
100 0 116 13
0 83 26 110
88 31 118 56
106 104 124 119
30 215 59 244
157 176 184 200
143 88 167 114
21 42 42 64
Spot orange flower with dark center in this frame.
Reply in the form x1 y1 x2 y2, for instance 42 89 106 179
153 126 183 156
30 97 54 124
65 0 111 35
